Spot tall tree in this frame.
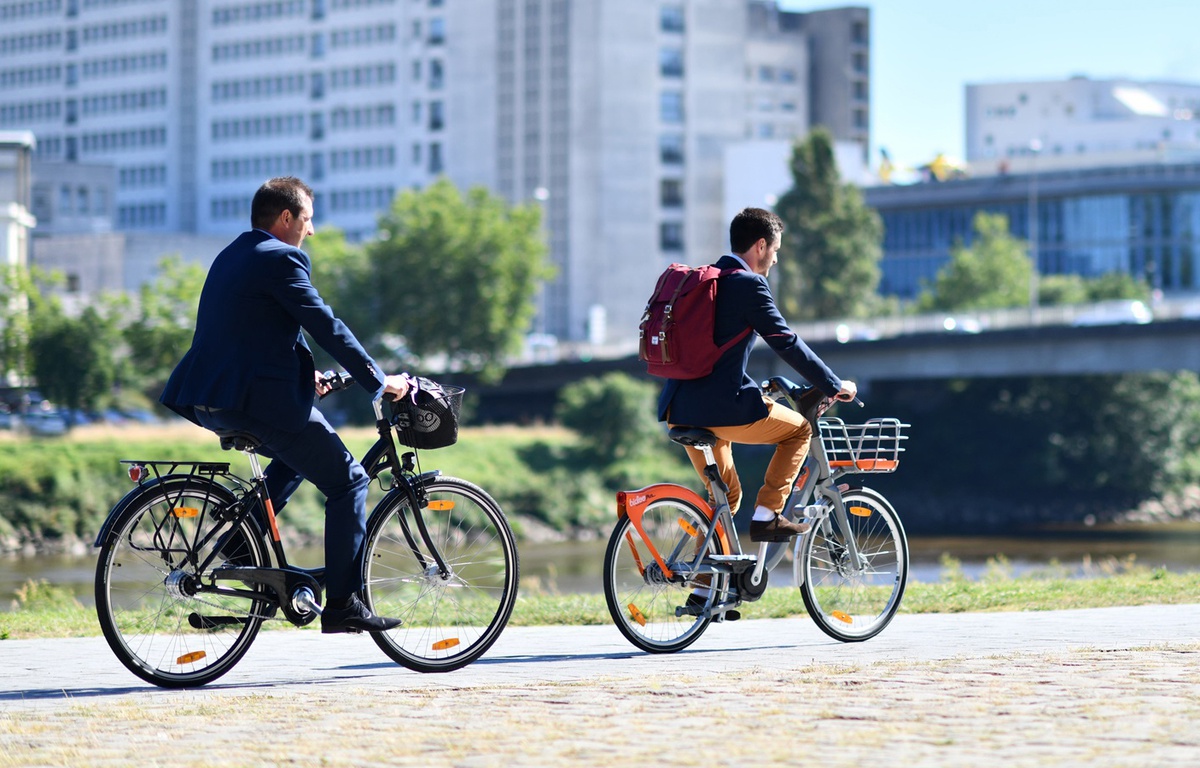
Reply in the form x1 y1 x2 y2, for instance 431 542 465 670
339 179 553 380
124 255 206 400
773 128 883 320
29 302 121 413
917 211 1032 312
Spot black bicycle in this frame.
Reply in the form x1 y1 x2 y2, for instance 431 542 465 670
93 374 519 688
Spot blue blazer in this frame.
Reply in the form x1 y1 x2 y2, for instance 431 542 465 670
657 255 842 427
160 230 386 433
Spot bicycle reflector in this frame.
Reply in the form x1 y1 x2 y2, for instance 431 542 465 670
128 464 147 483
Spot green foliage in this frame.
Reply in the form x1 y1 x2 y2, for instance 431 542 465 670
0 266 37 382
556 373 663 465
873 372 1200 507
1037 272 1152 307
123 256 206 400
917 212 1032 311
773 128 884 320
1035 274 1090 306
333 179 553 381
28 302 123 413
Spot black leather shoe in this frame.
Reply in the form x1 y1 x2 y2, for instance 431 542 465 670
321 595 402 634
749 515 811 543
682 593 740 621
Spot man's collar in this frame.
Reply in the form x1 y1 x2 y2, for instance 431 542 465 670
726 253 751 271
253 228 278 241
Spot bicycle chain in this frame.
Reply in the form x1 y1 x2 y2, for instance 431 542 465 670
173 570 286 623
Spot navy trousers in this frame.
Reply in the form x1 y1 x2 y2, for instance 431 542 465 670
196 406 371 600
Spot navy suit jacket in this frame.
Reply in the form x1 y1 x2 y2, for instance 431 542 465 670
160 230 386 433
657 255 842 427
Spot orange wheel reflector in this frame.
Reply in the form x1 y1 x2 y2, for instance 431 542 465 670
627 603 647 626
432 638 460 651
831 611 853 624
849 506 871 517
427 500 455 511
678 518 698 537
176 651 207 664
172 507 200 518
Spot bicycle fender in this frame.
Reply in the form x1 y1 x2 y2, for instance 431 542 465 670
93 476 171 547
616 484 731 577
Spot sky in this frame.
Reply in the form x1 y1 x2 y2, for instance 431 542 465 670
779 0 1200 172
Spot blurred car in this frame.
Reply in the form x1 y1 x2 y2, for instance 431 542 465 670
1071 300 1152 327
26 410 68 436
835 324 881 343
942 316 982 334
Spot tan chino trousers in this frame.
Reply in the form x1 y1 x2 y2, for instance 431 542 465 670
672 398 813 516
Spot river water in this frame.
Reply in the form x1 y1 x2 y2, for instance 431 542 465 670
4 522 1200 609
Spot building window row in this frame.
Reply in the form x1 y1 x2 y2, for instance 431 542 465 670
327 185 394 212
211 152 305 180
211 73 305 102
329 62 395 91
329 103 394 130
0 29 62 58
211 195 251 221
329 145 395 171
212 1 305 26
0 64 60 91
118 201 165 228
33 135 62 158
82 0 158 9
330 0 394 8
55 183 108 217
0 0 61 22
330 23 395 48
212 34 304 62
211 112 305 142
81 51 167 80
81 87 166 115
81 125 165 153
117 163 166 188
81 14 167 43
0 98 60 125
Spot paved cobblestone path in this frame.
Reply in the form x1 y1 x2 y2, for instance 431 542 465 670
2 605 1197 766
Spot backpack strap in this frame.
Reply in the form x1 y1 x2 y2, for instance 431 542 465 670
714 266 752 351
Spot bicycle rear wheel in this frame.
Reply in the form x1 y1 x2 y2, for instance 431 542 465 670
94 477 270 688
363 476 518 672
796 487 907 642
603 497 724 653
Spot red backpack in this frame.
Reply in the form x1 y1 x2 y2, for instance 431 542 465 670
638 263 752 380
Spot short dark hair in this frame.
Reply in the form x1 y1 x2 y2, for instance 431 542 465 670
729 207 784 254
250 176 313 230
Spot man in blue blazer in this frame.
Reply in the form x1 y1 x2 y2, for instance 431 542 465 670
161 176 410 634
659 207 857 543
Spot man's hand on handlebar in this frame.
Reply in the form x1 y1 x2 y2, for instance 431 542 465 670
834 380 858 402
382 373 413 401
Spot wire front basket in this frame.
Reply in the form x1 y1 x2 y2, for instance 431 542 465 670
817 417 909 473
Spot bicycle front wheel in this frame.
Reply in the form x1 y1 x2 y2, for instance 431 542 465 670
94 477 270 688
796 487 908 642
363 476 518 673
603 497 724 653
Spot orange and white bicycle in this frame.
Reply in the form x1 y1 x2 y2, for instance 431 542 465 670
603 375 910 652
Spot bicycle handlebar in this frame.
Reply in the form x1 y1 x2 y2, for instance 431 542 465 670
762 375 864 408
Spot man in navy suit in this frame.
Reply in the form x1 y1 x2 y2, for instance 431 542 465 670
161 176 410 634
659 207 857 543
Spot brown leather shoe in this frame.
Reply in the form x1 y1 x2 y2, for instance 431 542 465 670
749 515 811 542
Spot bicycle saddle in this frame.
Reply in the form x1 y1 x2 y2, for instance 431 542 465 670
668 426 718 448
214 430 263 453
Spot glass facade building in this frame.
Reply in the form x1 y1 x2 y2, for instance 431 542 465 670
864 162 1200 299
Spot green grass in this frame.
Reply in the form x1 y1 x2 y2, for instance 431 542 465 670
4 566 1198 640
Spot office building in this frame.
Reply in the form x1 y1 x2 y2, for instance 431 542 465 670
0 0 870 343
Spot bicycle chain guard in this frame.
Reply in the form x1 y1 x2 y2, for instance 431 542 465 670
737 568 768 601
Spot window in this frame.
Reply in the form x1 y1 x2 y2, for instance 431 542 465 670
853 80 867 101
428 18 444 45
854 109 867 129
429 59 443 90
659 48 683 78
660 92 684 124
429 100 443 131
311 72 325 100
852 20 867 44
660 134 684 164
852 52 867 74
758 66 775 83
429 142 442 174
660 222 684 251
660 179 683 208
660 5 684 33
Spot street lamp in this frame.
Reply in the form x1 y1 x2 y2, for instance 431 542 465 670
1027 139 1041 313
